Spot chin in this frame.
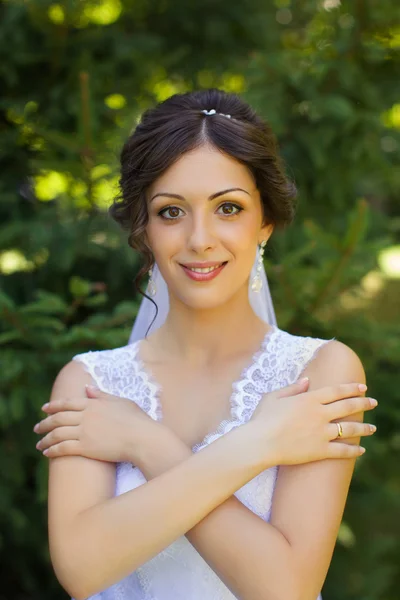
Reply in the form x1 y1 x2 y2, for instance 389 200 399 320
175 288 236 311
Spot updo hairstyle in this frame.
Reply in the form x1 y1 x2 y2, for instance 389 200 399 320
109 88 297 303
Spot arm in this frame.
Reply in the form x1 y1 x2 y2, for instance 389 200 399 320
49 342 366 600
134 342 367 600
137 429 300 600
48 362 278 600
270 341 367 600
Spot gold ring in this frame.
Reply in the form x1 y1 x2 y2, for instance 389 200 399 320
336 422 343 438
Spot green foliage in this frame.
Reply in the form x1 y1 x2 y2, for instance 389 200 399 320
1 0 399 598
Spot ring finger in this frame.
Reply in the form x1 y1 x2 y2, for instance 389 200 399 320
328 421 376 441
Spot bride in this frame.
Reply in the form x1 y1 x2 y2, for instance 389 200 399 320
34 89 378 600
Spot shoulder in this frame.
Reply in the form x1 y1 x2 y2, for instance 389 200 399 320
72 342 137 364
274 327 364 374
300 338 367 429
70 342 140 394
273 326 334 355
269 327 335 383
269 327 365 387
301 338 366 385
71 342 138 373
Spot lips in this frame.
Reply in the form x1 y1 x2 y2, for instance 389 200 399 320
180 261 226 269
180 262 227 282
182 263 224 273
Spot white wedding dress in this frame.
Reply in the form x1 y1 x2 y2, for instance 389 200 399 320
71 325 333 599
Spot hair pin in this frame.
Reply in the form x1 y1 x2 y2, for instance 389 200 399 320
201 109 231 118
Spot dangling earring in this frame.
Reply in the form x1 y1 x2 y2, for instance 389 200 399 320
251 240 267 293
148 265 156 297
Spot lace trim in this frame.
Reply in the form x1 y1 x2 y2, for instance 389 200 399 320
130 326 278 452
128 344 163 422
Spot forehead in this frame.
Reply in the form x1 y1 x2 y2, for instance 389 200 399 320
147 145 257 199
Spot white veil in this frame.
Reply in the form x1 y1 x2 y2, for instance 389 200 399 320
129 245 277 343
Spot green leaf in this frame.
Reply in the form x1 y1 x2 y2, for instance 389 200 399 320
0 291 15 310
69 276 92 298
19 290 68 315
22 315 66 332
0 330 22 345
83 292 108 307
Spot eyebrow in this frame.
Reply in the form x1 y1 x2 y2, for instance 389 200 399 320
149 187 251 203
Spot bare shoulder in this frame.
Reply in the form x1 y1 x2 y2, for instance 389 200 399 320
52 358 93 391
48 358 116 503
304 338 366 386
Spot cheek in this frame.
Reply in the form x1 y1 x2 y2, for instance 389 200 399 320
145 219 182 257
218 216 259 252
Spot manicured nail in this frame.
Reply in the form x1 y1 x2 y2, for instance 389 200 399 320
358 384 367 392
370 398 378 407
85 384 100 393
41 403 49 411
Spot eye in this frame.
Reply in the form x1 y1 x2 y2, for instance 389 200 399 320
217 202 243 216
157 202 243 221
158 206 185 220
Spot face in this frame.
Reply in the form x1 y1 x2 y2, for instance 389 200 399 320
144 144 273 310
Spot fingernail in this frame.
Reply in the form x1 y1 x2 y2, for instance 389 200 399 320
33 424 39 432
370 398 378 407
85 384 100 393
299 377 309 384
41 403 49 410
358 384 367 392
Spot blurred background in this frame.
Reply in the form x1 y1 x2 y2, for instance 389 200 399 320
0 0 399 598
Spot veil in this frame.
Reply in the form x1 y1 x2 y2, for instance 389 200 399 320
129 245 277 343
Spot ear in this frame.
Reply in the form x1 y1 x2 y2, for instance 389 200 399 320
258 222 274 245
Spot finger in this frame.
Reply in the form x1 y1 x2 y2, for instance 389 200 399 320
309 383 367 405
42 397 87 414
327 421 377 441
85 385 119 402
326 396 378 420
41 440 82 458
34 411 81 435
275 377 310 399
328 442 366 459
36 426 79 451
85 384 101 398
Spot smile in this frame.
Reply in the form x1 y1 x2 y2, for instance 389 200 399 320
179 262 227 281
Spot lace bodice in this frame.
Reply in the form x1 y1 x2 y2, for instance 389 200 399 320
71 326 333 600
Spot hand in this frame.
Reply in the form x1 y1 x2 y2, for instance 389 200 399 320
249 379 378 466
33 385 160 464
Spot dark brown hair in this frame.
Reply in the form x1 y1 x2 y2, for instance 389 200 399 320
109 88 297 334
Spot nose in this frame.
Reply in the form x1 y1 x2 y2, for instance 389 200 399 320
187 212 217 254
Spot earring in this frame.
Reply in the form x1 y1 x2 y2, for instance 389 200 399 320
251 240 267 293
148 266 156 297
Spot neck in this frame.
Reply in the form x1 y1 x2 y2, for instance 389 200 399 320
147 283 272 365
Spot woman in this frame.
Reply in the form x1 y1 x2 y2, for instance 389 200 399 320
34 89 378 600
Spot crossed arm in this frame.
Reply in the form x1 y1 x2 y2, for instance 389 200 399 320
130 341 366 600
48 341 365 600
